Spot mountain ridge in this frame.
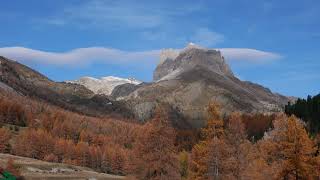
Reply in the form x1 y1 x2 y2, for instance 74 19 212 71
0 56 133 118
66 76 141 95
111 44 291 127
0 43 292 128
154 44 233 81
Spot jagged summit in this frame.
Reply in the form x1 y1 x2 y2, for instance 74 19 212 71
184 42 205 50
154 44 232 81
112 44 291 127
158 48 180 65
158 43 206 65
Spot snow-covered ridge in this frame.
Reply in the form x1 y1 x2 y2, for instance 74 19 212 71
66 76 141 95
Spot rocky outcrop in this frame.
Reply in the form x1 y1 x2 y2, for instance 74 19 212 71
154 45 233 81
110 82 149 100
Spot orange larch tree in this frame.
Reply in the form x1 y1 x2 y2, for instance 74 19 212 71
14 129 55 160
259 115 319 179
132 108 180 180
190 102 229 180
225 112 253 179
74 141 90 167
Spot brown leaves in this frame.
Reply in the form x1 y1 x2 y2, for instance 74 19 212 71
14 129 55 159
132 108 180 180
0 128 11 153
257 115 319 179
0 96 28 126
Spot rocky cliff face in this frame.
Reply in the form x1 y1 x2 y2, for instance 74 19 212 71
111 82 149 100
116 44 290 128
154 43 233 81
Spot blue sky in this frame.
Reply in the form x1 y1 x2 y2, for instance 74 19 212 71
0 0 319 97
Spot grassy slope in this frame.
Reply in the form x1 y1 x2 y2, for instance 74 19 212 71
0 153 125 180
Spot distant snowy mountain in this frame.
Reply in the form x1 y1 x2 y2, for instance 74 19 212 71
66 76 141 95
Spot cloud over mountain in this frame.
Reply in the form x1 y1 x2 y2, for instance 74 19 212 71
218 48 282 62
0 47 160 66
0 46 281 66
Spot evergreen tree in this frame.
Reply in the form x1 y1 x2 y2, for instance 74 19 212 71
285 93 320 134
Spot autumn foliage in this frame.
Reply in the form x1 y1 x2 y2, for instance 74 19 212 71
257 115 319 179
132 108 180 179
0 89 319 179
0 91 138 175
190 103 320 180
0 128 11 153
0 96 29 126
190 102 226 179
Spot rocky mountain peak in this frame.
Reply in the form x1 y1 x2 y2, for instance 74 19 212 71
158 48 180 65
184 42 204 50
154 44 233 81
158 43 205 66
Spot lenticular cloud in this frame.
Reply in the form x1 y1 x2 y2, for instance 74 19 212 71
0 46 281 66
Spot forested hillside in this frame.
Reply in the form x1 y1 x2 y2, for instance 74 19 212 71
0 89 319 179
285 93 320 134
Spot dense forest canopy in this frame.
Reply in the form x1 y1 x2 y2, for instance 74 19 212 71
285 93 320 134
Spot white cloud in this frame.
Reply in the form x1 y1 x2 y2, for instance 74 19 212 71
218 48 282 62
0 47 160 66
0 46 281 66
191 28 225 47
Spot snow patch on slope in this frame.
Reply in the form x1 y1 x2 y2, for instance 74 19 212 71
66 76 141 95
